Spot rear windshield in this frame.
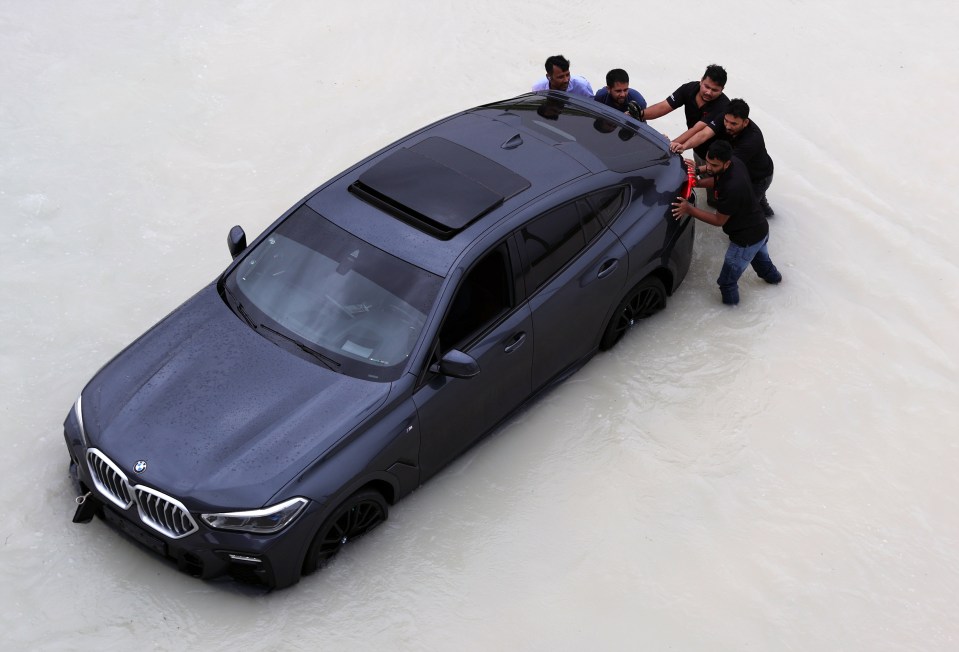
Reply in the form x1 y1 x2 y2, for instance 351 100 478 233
479 94 668 172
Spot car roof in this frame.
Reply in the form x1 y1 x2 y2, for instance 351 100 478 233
307 92 670 277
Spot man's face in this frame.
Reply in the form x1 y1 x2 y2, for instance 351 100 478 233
608 81 630 105
547 65 571 91
723 114 748 137
699 77 724 102
705 155 730 176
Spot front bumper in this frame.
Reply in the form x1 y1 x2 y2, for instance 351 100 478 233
65 437 319 590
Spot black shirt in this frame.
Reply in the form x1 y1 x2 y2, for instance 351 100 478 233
714 157 768 246
667 80 730 158
722 120 774 181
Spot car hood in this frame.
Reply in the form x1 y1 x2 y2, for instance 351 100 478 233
82 284 391 510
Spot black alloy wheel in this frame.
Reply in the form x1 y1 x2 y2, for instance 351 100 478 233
302 489 388 574
599 276 667 351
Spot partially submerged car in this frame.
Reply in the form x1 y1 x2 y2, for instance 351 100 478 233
63 91 696 589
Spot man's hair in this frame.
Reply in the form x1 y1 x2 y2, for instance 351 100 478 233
545 55 570 74
605 68 629 86
726 98 750 120
702 64 727 87
706 139 733 162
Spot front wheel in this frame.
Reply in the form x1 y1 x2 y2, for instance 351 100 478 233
302 489 388 575
599 276 667 351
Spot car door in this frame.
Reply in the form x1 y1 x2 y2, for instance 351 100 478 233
413 242 533 481
521 189 629 390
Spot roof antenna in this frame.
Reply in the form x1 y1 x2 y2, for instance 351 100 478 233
501 134 523 150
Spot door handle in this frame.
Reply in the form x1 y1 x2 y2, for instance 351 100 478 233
597 259 619 279
504 332 527 354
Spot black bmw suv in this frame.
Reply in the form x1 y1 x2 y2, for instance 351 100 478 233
63 91 696 589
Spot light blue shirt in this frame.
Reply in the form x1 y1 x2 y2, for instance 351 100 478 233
532 75 594 98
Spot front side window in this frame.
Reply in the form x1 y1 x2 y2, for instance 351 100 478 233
439 245 512 350
222 206 442 381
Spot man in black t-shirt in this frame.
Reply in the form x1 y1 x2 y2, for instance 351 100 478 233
671 140 781 305
719 99 775 217
644 64 730 161
685 98 776 215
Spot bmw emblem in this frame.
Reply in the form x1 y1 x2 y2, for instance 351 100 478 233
133 460 147 473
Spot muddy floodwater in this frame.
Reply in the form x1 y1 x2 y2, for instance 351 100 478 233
2 1 957 650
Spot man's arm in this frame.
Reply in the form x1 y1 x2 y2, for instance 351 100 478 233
642 99 674 121
671 195 729 227
694 175 715 190
578 76 595 97
670 122 716 153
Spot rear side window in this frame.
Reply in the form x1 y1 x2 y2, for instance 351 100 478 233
520 187 627 293
578 198 602 241
587 187 628 226
521 202 585 291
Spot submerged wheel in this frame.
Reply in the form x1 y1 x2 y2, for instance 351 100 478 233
302 489 388 574
599 276 667 351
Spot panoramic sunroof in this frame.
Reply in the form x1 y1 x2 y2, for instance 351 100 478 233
350 137 530 238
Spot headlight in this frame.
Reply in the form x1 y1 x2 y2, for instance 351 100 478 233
200 497 308 534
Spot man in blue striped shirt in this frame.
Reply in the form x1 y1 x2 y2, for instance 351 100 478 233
532 54 594 98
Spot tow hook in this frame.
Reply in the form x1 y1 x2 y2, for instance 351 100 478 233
72 492 98 524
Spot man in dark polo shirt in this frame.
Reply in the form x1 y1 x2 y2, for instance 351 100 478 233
671 140 781 305
720 98 775 216
643 64 730 162
594 68 647 113
680 98 776 216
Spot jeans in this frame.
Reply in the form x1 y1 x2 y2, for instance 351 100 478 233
752 173 774 216
716 235 780 304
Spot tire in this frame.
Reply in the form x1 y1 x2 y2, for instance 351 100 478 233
599 276 667 351
302 489 388 575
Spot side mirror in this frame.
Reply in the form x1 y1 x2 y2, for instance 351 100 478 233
433 349 480 379
227 225 247 259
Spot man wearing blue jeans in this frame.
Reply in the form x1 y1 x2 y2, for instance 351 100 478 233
671 140 781 305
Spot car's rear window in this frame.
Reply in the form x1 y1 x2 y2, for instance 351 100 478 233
478 94 668 172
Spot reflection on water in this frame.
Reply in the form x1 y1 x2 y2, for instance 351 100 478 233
2 2 958 650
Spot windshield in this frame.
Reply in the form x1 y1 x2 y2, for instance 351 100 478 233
223 205 442 381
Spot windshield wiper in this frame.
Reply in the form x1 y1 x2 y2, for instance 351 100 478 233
259 324 341 371
224 286 257 330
